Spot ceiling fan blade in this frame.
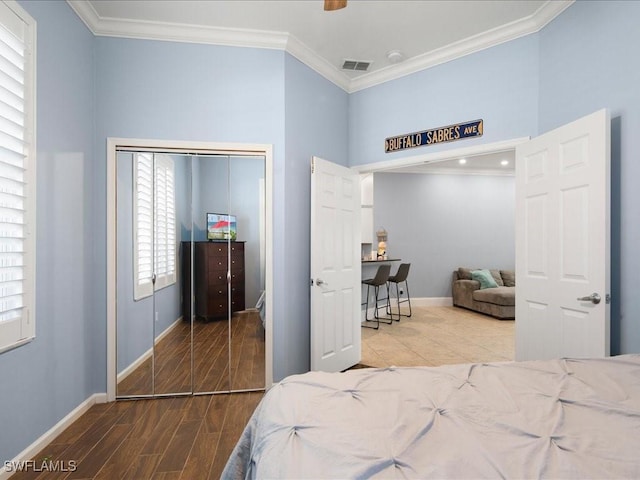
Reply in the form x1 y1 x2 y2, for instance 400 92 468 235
324 0 347 11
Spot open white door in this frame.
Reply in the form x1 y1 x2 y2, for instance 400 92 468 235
516 109 610 361
310 156 361 372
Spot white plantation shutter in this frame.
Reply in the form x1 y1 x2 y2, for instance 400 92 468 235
133 153 153 299
0 1 35 353
154 155 176 289
133 153 176 300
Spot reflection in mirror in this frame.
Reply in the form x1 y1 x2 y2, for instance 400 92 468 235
191 154 231 393
154 154 192 395
116 151 154 397
116 152 193 397
229 156 266 391
116 149 266 398
189 154 266 393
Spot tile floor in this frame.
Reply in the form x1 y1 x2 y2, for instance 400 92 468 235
361 306 514 367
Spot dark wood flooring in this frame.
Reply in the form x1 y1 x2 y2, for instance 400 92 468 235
118 310 265 396
10 392 263 480
8 310 267 479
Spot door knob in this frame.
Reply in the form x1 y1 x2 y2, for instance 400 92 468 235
316 279 328 286
577 293 601 304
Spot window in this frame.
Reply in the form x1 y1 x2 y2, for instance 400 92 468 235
0 1 35 354
133 153 176 300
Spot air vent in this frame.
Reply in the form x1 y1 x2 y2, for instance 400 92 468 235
342 59 371 72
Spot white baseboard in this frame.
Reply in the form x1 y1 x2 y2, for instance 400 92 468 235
0 393 108 479
412 297 453 307
117 316 182 383
361 297 453 321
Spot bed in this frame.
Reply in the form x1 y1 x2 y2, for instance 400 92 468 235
222 354 640 479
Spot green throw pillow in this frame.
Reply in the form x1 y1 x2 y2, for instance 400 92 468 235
471 269 499 289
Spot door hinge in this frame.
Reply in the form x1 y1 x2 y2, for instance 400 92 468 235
606 293 611 304
311 158 315 174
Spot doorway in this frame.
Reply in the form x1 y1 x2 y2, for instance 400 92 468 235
106 139 273 401
353 138 527 367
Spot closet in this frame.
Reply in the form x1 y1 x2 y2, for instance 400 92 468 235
114 150 266 398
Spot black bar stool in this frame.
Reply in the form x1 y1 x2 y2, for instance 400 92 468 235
387 263 412 320
361 264 394 329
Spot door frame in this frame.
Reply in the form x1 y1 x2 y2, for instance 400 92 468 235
352 137 529 175
106 137 274 401
350 137 528 356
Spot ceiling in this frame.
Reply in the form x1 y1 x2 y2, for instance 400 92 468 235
383 150 515 176
69 0 573 92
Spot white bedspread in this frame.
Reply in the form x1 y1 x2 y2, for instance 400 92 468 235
223 355 640 479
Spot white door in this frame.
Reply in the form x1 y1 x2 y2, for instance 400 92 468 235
515 109 610 361
310 156 361 372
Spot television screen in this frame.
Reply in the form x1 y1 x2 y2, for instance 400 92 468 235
207 213 237 241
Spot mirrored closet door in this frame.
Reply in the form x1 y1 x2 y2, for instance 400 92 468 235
115 149 266 399
227 155 266 392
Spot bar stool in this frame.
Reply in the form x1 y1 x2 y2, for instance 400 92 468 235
387 263 412 320
361 264 394 330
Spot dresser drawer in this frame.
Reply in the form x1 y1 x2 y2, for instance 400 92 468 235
205 298 228 317
207 256 228 272
187 241 246 319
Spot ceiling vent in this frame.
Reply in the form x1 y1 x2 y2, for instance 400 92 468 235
342 59 371 72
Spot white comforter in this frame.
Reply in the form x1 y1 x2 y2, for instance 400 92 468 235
223 355 640 479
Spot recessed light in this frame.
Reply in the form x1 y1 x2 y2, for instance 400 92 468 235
501 160 509 166
458 159 467 165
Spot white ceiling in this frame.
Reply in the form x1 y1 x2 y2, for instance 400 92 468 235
69 0 573 92
383 150 515 176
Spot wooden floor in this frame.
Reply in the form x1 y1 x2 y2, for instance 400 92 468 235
118 310 265 397
10 392 263 480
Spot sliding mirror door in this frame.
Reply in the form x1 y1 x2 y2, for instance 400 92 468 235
228 156 266 391
153 154 192 395
191 154 232 393
116 151 193 398
115 148 266 398
190 154 266 393
116 151 155 396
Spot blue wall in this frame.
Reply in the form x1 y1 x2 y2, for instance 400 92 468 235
0 0 95 462
282 54 349 376
374 172 515 297
348 35 539 167
536 0 640 355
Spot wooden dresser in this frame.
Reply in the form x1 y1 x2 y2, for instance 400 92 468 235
182 241 245 321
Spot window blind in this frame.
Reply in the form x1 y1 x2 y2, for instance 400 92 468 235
0 14 26 325
134 153 153 295
133 153 176 300
154 156 176 286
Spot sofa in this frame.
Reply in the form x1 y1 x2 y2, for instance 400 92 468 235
452 267 515 320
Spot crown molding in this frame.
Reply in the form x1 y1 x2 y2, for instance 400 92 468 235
285 35 351 91
348 0 574 92
66 0 99 33
67 0 573 94
67 0 288 49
